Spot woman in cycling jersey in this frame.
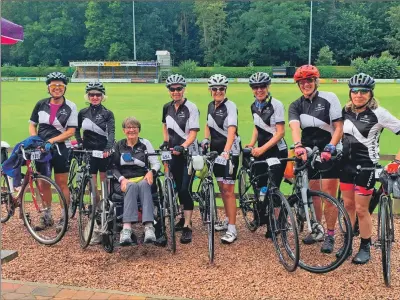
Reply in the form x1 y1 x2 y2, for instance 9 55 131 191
288 65 343 254
76 82 115 194
161 74 200 244
29 72 78 232
244 72 288 239
202 74 241 244
338 73 400 264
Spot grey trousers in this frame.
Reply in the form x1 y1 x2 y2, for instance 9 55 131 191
123 181 154 224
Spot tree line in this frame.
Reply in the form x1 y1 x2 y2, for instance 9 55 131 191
2 1 400 67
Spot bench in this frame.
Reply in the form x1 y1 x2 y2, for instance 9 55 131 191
272 66 296 78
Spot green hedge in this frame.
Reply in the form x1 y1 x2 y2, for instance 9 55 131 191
172 65 357 78
1 66 74 77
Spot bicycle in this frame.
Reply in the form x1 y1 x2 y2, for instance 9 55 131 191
188 150 221 264
285 146 353 273
1 144 68 245
238 148 300 272
67 147 98 249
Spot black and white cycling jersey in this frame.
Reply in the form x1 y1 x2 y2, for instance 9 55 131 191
288 91 342 149
342 106 400 165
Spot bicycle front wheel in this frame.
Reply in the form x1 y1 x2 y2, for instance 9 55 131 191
67 157 79 219
21 174 68 245
78 177 96 249
380 196 393 287
206 182 215 263
268 190 299 272
296 190 352 274
1 172 13 223
165 178 176 253
238 167 259 232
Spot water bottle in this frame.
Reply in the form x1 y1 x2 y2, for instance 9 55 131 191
259 186 268 202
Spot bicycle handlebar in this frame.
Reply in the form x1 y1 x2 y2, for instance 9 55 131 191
20 143 61 161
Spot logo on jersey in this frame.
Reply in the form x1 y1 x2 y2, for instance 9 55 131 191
177 111 186 118
215 110 224 117
95 114 103 121
59 109 68 115
359 115 369 123
315 103 325 112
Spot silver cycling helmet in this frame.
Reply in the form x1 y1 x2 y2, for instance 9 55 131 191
249 72 271 86
85 81 106 94
46 72 68 85
348 73 375 90
208 74 228 87
166 74 187 87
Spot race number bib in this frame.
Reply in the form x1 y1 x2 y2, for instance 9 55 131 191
92 150 103 158
30 151 41 161
266 157 281 166
215 156 227 166
161 151 172 161
375 168 383 179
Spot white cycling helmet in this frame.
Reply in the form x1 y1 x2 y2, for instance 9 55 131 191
166 74 187 87
208 74 228 87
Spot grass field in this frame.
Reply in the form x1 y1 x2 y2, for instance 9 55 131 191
2 82 399 155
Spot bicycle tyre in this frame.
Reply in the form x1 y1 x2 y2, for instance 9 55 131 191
1 172 13 223
68 158 79 219
298 190 352 274
381 197 392 287
78 176 96 249
269 190 299 272
21 174 68 245
102 204 116 254
165 178 176 253
238 167 259 232
206 182 215 263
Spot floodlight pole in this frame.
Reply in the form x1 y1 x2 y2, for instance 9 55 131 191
133 1 137 61
308 1 313 65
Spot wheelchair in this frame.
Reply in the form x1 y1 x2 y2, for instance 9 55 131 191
96 170 168 253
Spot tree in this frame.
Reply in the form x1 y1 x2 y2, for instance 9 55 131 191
385 5 400 56
315 46 336 66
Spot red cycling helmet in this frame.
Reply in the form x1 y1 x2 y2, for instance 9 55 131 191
293 65 320 82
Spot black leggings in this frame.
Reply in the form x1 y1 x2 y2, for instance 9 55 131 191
170 155 193 211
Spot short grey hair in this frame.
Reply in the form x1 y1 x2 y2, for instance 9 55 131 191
122 116 141 131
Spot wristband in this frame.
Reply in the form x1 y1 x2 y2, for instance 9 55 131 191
118 176 125 183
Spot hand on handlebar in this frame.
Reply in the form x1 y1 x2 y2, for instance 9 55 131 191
160 141 169 151
321 144 336 162
173 145 184 156
221 151 230 160
294 146 307 161
200 138 210 150
251 147 264 158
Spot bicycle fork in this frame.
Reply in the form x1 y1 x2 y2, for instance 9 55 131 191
300 172 316 233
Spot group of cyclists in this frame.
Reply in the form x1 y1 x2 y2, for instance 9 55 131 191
26 65 400 266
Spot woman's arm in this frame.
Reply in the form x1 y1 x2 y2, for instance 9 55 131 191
29 123 38 136
329 120 343 146
48 128 76 144
246 127 258 148
223 126 237 153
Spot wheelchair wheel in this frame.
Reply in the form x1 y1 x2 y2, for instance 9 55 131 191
164 177 176 253
238 167 259 232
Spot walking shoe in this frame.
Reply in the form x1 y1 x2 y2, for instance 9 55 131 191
352 242 371 265
174 218 185 232
144 226 156 244
119 228 133 246
34 214 54 231
221 231 237 244
180 226 192 244
265 230 273 240
302 233 324 245
55 218 68 234
321 235 335 253
215 220 228 232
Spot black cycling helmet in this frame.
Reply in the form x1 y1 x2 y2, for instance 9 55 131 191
85 81 106 94
249 72 271 86
348 73 375 90
166 74 187 87
46 72 68 85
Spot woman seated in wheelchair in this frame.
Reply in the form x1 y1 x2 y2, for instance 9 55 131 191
111 117 161 246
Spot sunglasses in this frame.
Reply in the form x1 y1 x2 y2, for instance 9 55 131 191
168 86 184 92
211 87 226 92
88 93 103 98
48 83 66 89
298 78 315 85
251 84 267 90
350 88 371 95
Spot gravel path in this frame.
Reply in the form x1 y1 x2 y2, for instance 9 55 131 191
2 209 400 300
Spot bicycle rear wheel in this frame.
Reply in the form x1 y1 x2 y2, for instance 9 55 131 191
78 177 96 249
1 172 13 223
206 182 215 263
165 178 176 253
296 190 352 274
68 158 79 219
268 190 299 272
381 197 393 287
21 174 68 245
238 167 259 232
